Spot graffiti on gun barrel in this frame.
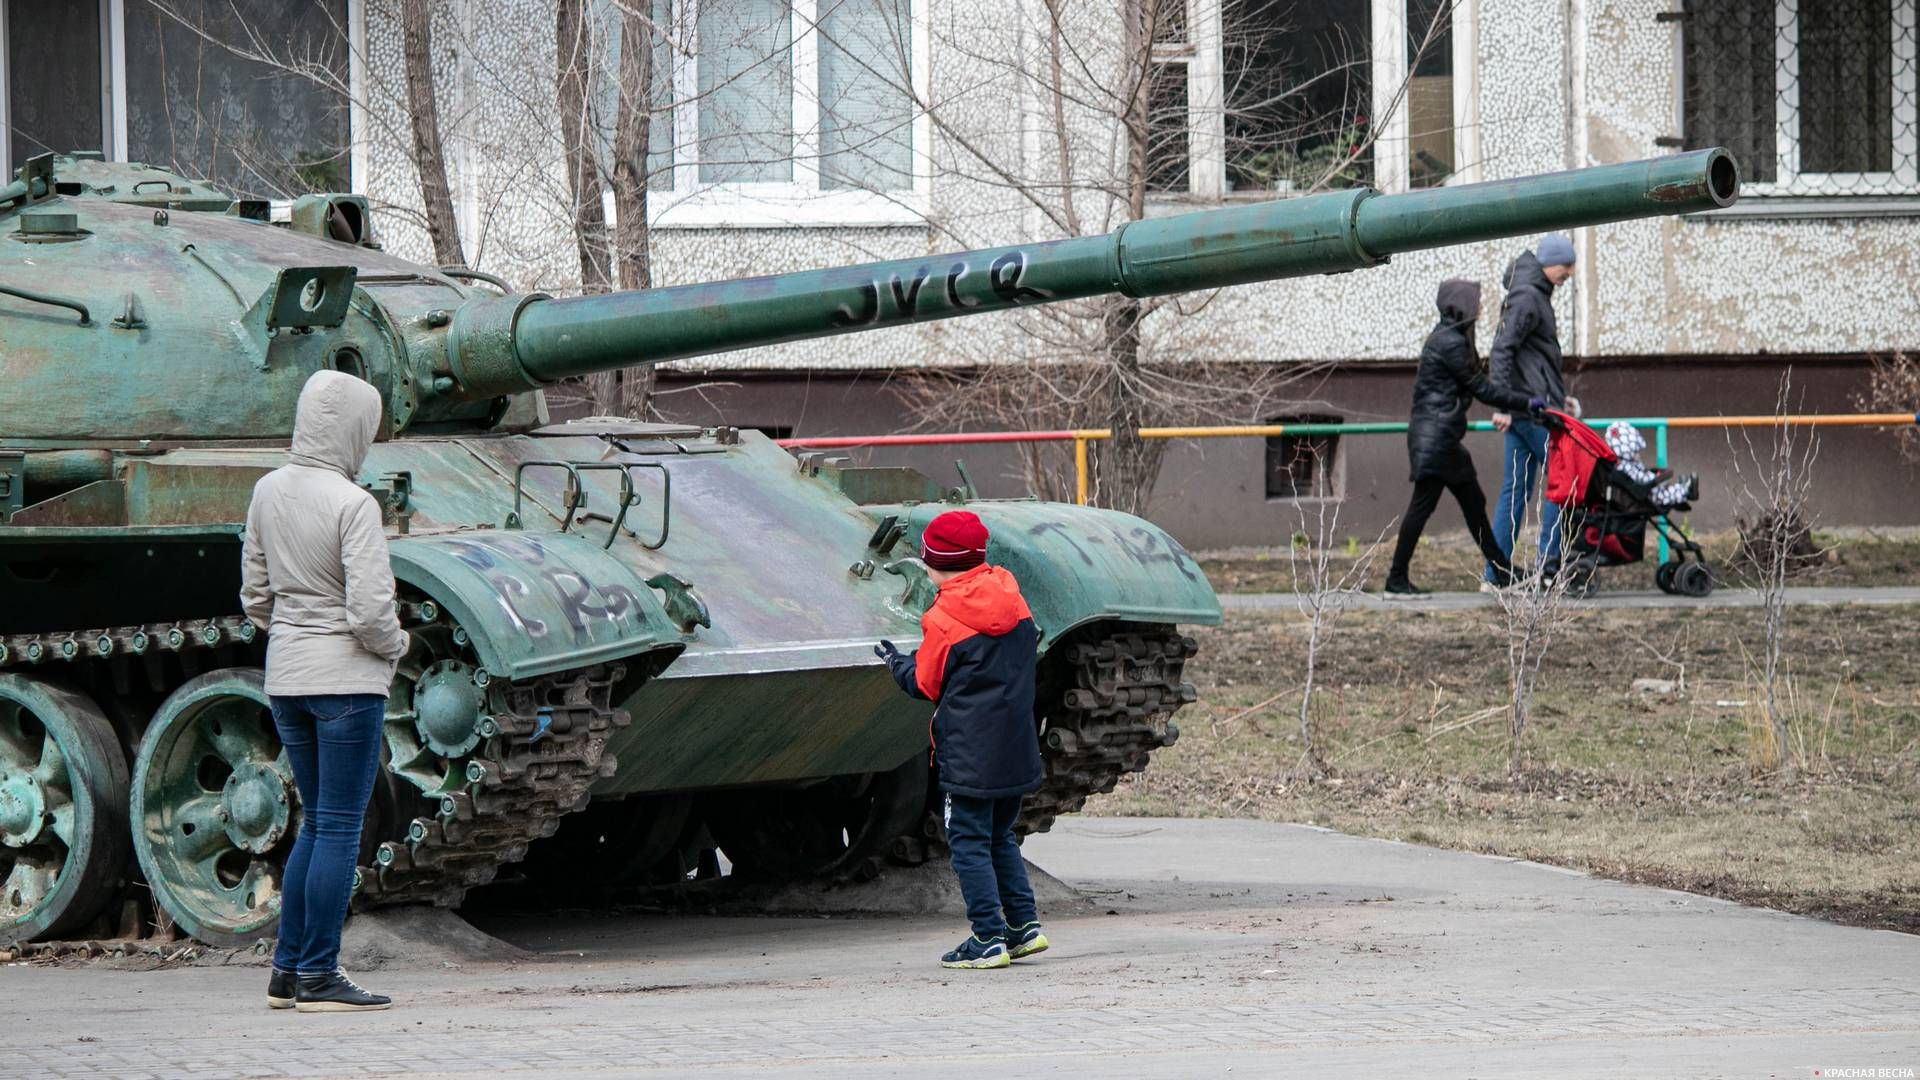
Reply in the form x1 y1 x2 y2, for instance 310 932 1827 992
833 250 1055 328
1028 520 1199 583
441 535 646 640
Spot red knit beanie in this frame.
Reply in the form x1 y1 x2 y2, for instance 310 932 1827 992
921 510 989 571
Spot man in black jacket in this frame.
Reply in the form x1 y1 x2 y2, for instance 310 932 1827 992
1386 279 1542 595
1486 234 1581 583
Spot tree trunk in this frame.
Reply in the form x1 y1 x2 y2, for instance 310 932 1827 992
555 0 615 413
1095 0 1162 515
401 0 463 267
1100 295 1160 516
606 3 657 418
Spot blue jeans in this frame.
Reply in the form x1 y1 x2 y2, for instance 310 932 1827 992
944 792 1037 939
1488 417 1562 580
270 693 384 977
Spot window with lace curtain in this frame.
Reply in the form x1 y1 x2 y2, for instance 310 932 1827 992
2 0 350 199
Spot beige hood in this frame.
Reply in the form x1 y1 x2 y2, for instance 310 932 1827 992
238 368 406 697
289 370 382 478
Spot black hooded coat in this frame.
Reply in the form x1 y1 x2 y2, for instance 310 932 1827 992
1406 280 1536 483
1487 251 1568 407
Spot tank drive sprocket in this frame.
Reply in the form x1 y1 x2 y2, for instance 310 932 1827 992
359 604 631 909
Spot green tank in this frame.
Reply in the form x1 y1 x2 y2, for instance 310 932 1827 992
0 148 1739 945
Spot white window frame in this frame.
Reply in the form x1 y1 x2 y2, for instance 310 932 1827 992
0 0 116 178
1373 0 1481 192
0 0 367 191
644 0 931 229
1153 0 1478 203
1746 0 1920 198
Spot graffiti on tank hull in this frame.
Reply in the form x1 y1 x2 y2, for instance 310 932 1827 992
434 535 645 641
1026 518 1200 582
833 250 1056 327
546 571 644 636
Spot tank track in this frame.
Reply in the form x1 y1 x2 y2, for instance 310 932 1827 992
360 663 629 908
0 616 260 670
5 616 1192 912
1016 628 1199 836
1 611 627 915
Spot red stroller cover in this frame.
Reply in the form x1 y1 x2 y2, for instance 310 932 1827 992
1542 409 1617 509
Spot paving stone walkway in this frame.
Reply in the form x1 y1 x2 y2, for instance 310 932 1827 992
10 819 1918 1077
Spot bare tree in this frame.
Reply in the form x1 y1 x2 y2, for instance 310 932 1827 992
401 0 464 266
556 0 614 299
597 1 664 418
1726 372 1822 776
1286 498 1391 778
880 0 1444 513
1857 351 1920 464
1487 505 1577 778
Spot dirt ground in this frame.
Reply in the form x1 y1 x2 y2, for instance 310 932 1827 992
1090 603 1920 932
1198 527 1920 594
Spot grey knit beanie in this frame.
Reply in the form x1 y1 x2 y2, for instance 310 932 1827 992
1536 233 1576 268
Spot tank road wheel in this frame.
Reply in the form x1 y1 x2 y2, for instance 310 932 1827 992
702 754 929 882
382 612 489 801
0 677 129 945
130 669 294 945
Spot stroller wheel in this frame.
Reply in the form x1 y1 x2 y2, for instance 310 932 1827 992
1674 561 1715 598
1566 557 1601 599
1656 561 1680 595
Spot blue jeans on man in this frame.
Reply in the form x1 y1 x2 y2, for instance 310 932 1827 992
269 693 385 977
1487 416 1562 581
945 792 1037 939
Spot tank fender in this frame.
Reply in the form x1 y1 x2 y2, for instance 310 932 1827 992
388 531 687 681
899 502 1222 646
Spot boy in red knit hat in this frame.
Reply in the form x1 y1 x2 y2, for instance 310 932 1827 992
876 509 1048 969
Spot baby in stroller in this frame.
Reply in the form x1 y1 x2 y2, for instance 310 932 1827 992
1602 422 1697 508
1542 410 1716 596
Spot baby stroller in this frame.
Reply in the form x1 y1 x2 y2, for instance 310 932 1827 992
1540 409 1715 598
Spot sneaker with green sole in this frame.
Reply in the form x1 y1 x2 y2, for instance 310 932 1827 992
1007 922 1049 959
940 934 1010 970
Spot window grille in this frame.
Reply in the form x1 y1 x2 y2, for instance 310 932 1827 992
1682 0 1919 197
1263 415 1342 500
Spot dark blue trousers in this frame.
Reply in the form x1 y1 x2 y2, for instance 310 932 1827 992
945 792 1037 939
269 693 384 976
1489 416 1563 580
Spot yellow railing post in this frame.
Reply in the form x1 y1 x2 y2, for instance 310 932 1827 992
1074 437 1089 506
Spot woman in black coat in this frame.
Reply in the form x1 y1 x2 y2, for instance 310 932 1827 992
1385 279 1542 595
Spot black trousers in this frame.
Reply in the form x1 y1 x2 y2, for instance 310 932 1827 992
1389 473 1511 581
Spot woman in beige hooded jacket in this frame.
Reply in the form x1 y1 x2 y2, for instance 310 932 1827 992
241 370 407 1012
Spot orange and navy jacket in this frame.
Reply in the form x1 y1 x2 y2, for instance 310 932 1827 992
885 564 1044 799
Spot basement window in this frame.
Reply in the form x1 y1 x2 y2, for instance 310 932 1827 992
1264 414 1342 500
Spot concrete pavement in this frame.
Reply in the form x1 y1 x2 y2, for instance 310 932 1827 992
5 818 1916 1078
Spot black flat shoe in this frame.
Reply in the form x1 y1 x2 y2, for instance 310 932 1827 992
267 969 296 1010
1383 578 1428 597
295 971 392 1013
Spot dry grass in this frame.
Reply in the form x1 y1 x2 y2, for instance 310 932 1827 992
1089 605 1920 932
1199 527 1920 595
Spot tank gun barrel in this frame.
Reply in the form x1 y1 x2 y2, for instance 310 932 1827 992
443 149 1737 399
